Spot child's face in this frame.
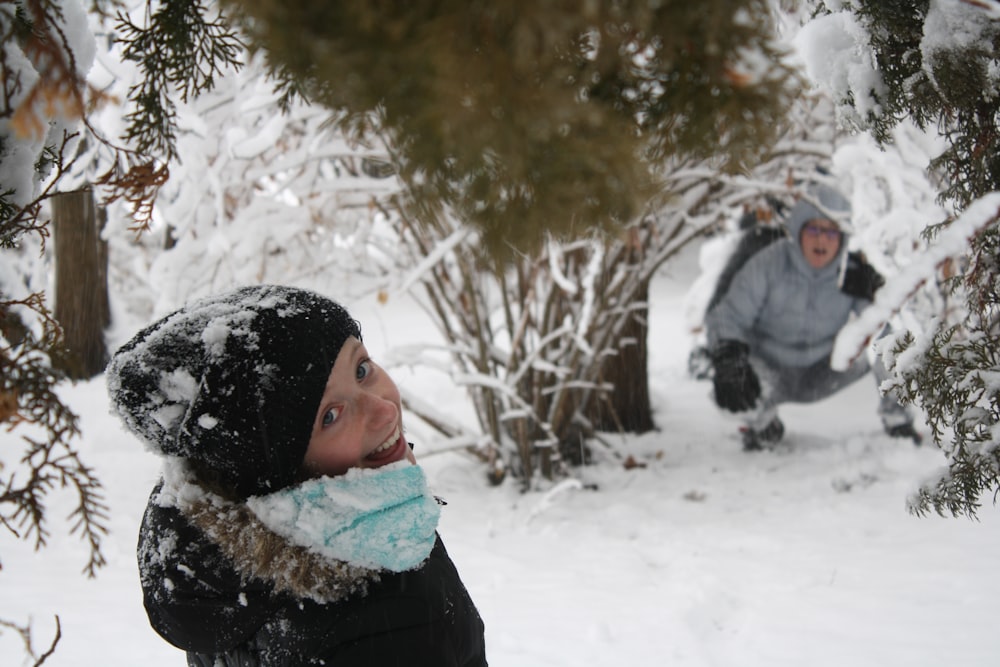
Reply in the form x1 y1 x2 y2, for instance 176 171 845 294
799 218 842 269
302 337 416 477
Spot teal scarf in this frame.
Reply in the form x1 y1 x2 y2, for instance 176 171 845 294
247 462 441 572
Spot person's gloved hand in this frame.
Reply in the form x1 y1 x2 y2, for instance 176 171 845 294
711 340 760 412
841 251 885 301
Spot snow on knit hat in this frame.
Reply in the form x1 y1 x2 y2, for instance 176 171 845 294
106 285 361 499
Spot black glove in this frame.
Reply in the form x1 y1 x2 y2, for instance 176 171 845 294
711 340 760 412
841 251 885 301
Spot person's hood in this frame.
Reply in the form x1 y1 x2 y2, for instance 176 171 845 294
785 181 852 238
784 182 852 278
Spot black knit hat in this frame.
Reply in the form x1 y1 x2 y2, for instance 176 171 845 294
106 285 361 499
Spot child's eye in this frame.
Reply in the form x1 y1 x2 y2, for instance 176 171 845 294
321 406 341 427
356 359 373 381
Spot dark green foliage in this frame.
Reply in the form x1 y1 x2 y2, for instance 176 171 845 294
833 0 1000 517
225 0 797 255
117 0 244 161
887 218 1000 518
847 0 1000 208
846 1 930 134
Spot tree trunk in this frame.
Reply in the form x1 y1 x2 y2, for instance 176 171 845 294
585 252 655 435
52 187 110 379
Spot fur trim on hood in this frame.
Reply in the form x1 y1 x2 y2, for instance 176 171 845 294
183 494 381 604
154 466 381 605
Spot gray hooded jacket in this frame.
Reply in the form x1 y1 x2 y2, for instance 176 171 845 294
705 184 868 368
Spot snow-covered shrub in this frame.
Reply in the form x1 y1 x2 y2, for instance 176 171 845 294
383 103 838 488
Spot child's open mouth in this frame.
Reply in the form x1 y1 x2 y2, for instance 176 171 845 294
366 426 405 465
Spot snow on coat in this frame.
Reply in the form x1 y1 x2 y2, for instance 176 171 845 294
705 183 869 368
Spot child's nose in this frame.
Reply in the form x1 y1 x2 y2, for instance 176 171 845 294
361 390 397 430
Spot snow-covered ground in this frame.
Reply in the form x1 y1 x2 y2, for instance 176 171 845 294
4 245 1000 667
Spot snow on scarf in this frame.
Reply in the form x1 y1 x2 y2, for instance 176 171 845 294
247 461 441 572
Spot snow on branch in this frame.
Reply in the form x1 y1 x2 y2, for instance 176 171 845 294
832 192 1000 371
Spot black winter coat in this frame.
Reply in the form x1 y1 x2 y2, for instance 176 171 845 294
138 483 487 666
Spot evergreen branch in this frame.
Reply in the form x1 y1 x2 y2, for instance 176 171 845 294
116 0 244 161
227 0 797 257
887 217 1000 518
1 292 108 576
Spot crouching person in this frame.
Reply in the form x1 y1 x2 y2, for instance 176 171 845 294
704 183 921 451
106 285 487 666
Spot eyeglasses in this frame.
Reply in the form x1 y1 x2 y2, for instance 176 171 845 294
802 223 841 241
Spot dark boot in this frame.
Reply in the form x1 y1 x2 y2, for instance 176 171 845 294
740 417 784 452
